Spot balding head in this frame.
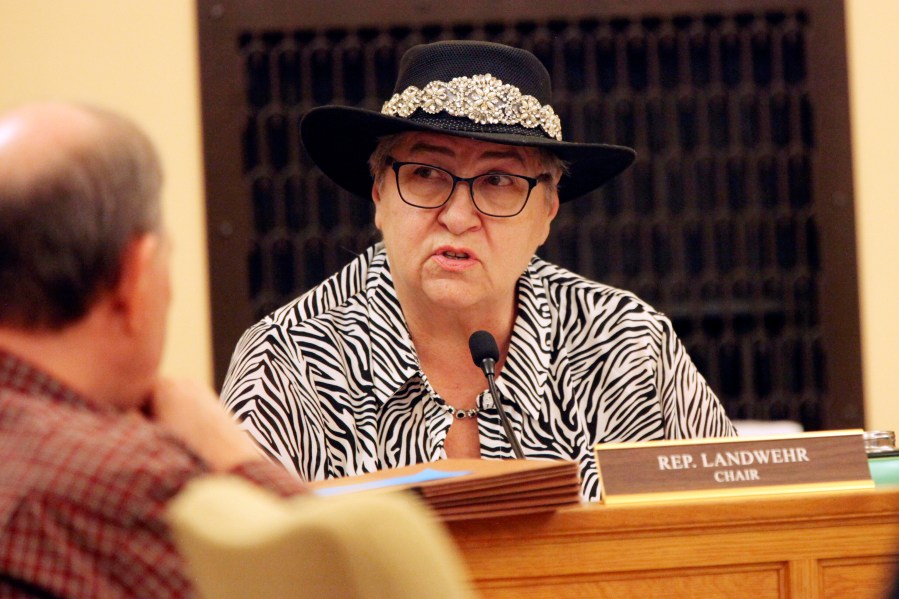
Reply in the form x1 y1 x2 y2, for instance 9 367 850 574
0 102 163 329
0 102 100 170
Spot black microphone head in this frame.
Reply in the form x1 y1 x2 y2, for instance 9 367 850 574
468 330 499 367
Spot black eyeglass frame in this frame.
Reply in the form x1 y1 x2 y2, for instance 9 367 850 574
387 158 551 218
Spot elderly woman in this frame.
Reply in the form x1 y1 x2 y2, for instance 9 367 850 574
222 40 736 501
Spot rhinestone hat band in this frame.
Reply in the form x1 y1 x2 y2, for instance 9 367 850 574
381 73 563 141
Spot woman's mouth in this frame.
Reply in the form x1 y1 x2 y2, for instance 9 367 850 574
442 250 469 260
432 247 477 271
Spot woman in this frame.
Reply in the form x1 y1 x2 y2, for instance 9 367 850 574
222 40 736 501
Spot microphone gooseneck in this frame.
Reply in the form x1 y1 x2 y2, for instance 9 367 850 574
468 330 525 459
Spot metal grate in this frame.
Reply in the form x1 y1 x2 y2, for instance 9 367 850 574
199 1 861 429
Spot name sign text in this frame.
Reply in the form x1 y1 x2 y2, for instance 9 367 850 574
595 430 872 504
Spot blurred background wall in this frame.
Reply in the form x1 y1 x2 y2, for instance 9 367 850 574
844 0 899 434
0 1 895 431
0 2 212 381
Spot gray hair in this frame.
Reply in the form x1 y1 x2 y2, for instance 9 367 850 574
368 133 569 203
0 105 163 330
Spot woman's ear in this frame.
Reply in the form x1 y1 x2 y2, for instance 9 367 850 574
539 192 560 245
547 192 560 220
372 179 383 230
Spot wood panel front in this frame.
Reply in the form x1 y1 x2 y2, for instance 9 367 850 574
447 489 899 598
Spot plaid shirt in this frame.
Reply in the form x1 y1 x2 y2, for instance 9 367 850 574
0 350 305 598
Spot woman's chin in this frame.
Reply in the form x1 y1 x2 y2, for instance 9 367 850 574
419 281 486 311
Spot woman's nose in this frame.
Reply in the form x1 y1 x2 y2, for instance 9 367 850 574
437 180 482 232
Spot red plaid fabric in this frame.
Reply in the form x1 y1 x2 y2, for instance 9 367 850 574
0 350 304 598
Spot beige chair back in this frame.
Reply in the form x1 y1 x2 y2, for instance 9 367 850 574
167 475 476 599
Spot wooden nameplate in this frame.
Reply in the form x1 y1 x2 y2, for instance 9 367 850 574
595 429 873 504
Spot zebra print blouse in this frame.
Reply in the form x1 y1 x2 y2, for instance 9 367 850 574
222 242 736 501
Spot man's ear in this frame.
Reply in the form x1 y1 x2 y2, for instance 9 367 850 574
111 233 161 335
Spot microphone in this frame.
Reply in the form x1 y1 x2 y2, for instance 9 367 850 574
468 330 525 459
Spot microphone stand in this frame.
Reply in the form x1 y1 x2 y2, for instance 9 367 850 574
480 355 525 460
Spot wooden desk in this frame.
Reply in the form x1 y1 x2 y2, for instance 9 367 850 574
448 489 899 598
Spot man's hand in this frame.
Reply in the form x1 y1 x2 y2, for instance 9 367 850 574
145 378 262 472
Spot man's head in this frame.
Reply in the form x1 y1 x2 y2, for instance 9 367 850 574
0 102 162 330
0 102 169 409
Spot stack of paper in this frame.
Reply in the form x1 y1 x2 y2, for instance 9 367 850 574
311 459 582 521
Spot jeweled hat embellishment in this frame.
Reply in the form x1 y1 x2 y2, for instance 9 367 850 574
381 73 563 141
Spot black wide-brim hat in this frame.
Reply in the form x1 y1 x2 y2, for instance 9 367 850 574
300 40 636 203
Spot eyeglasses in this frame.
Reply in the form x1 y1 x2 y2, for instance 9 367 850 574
388 158 551 218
